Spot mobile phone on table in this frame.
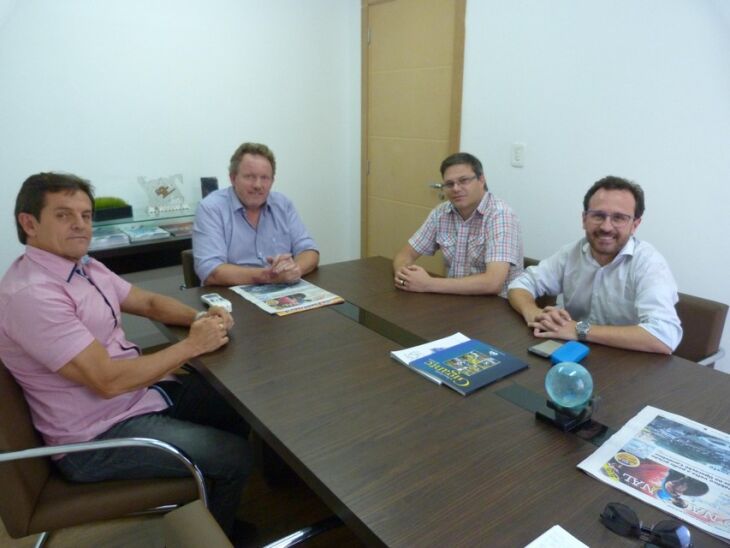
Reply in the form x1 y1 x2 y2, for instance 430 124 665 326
528 340 563 358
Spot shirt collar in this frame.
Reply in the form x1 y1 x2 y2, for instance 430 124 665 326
228 186 271 215
581 236 637 266
475 191 493 216
24 245 86 283
446 191 492 219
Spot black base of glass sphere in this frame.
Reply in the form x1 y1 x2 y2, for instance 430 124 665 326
536 398 594 432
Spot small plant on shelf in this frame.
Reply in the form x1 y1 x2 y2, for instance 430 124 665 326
93 197 133 222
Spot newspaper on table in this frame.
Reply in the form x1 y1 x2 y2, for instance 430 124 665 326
230 280 343 316
578 405 730 542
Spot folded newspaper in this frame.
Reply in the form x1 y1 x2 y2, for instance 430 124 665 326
578 405 730 542
230 280 343 316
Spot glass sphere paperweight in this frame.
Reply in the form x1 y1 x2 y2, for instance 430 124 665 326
545 361 593 411
539 362 594 432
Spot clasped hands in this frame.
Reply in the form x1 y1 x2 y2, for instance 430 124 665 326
190 306 235 354
261 253 301 284
394 264 432 292
528 306 577 340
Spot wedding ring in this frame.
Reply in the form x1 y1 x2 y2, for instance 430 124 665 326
400 279 406 286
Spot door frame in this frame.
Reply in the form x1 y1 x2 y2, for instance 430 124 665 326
360 0 466 256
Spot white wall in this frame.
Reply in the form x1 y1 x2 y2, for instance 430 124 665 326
462 1 730 367
0 0 360 269
3 0 728 365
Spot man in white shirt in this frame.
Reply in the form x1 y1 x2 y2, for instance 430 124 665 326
507 176 682 354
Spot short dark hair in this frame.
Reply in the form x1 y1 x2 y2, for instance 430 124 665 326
15 172 95 244
229 142 276 177
583 176 645 219
440 152 484 179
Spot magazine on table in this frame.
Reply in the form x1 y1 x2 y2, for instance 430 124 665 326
230 279 343 316
391 333 528 395
390 332 471 385
578 405 730 542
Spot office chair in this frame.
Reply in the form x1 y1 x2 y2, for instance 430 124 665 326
164 500 232 548
0 360 204 547
522 256 557 308
1 360 343 548
674 292 728 367
181 248 201 288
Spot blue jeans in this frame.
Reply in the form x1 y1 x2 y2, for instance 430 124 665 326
56 368 252 537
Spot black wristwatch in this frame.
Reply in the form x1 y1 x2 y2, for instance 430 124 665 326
576 320 591 341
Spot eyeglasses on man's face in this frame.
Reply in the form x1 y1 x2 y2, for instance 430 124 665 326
239 173 273 185
584 209 635 228
442 174 478 191
600 502 692 548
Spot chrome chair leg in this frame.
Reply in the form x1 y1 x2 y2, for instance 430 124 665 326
262 515 343 548
33 531 49 548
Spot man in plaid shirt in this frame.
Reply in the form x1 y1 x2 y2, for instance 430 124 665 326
393 152 523 297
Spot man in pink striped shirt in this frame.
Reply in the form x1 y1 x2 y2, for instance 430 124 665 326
0 173 252 541
393 152 523 297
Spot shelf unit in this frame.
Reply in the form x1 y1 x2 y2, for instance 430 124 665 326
89 210 194 274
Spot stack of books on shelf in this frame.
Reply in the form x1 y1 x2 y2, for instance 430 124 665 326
158 221 194 237
89 226 130 250
119 225 171 242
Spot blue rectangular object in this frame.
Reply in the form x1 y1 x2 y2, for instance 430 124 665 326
550 341 590 365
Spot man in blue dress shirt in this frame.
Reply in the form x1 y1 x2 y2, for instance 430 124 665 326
193 142 319 286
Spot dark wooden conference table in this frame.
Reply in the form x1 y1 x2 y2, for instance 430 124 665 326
157 257 730 547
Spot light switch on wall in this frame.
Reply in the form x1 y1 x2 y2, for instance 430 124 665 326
511 143 525 168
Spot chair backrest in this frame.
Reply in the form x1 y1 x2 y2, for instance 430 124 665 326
181 249 201 288
0 360 51 537
522 256 557 308
674 292 728 364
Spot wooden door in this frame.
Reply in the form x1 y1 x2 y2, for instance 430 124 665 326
362 0 465 275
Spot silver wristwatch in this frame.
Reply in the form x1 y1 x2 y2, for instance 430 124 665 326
576 320 591 341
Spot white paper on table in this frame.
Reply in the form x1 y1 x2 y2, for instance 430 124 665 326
524 525 589 548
